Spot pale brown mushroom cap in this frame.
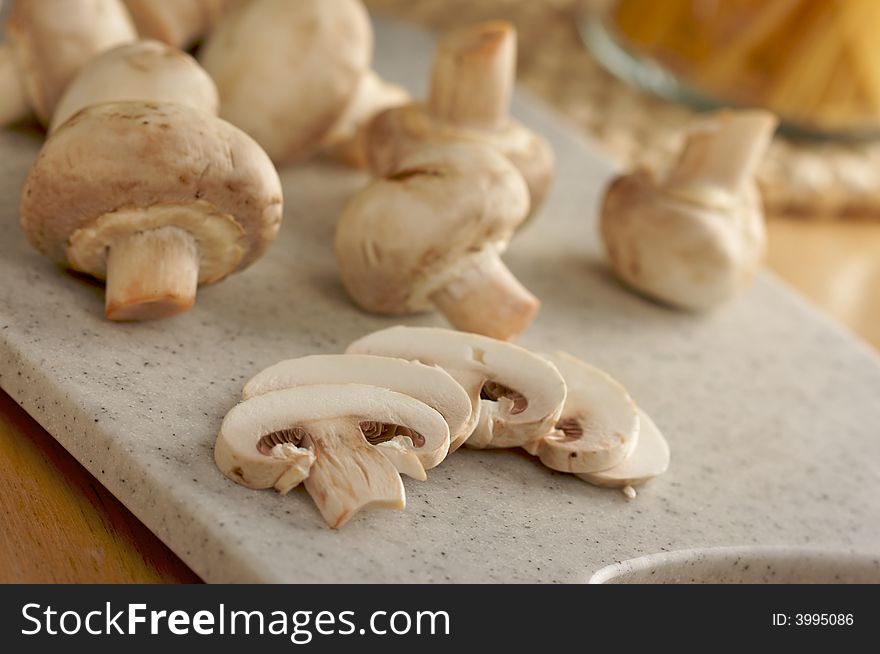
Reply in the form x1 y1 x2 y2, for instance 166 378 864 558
122 0 246 49
20 101 282 278
199 0 372 164
335 142 530 315
5 0 137 123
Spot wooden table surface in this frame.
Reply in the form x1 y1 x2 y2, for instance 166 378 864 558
1 214 877 583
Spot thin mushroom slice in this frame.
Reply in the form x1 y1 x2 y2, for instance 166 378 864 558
524 351 640 474
347 326 566 450
576 408 670 495
242 354 471 476
215 384 449 528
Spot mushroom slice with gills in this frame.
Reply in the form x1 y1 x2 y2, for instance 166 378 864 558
49 39 219 134
601 110 778 311
1 0 137 126
199 0 372 164
523 351 639 473
335 142 537 341
215 384 450 528
365 20 554 218
19 101 283 321
242 354 471 478
347 326 566 450
576 408 670 496
122 0 248 50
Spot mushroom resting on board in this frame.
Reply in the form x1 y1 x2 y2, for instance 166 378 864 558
0 0 137 126
336 142 538 340
20 101 282 321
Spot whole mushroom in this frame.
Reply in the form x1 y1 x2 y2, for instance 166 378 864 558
20 101 282 321
241 354 473 478
366 20 555 216
49 39 219 133
216 384 451 528
601 110 778 311
0 0 137 126
122 0 247 50
348 326 567 451
199 0 375 164
335 142 537 341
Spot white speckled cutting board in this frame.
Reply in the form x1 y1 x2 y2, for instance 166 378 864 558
1 15 879 583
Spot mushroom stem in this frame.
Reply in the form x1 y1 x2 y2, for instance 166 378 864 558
429 252 539 341
104 226 200 321
302 418 406 529
0 44 28 126
428 21 516 130
665 110 778 196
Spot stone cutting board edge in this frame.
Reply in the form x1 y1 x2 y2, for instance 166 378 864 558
1 15 879 583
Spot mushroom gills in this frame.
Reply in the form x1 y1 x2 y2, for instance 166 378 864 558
576 408 670 492
302 418 405 529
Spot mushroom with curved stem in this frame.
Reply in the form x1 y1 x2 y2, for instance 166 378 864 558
523 351 640 474
49 40 219 133
576 408 670 497
336 142 537 341
20 101 282 321
601 109 778 311
365 20 555 216
1 0 137 126
216 384 451 528
122 0 248 50
242 354 473 478
347 326 567 450
199 0 374 164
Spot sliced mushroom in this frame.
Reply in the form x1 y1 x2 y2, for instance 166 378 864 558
366 20 554 216
20 101 282 321
1 0 137 126
242 354 472 478
122 0 247 49
576 408 670 494
524 351 639 474
199 0 372 164
336 142 537 341
321 70 411 168
347 326 566 450
216 384 450 528
601 110 778 311
49 39 219 133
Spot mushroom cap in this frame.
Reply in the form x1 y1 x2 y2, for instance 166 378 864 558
347 326 567 450
199 0 372 163
366 103 555 211
242 354 472 469
49 39 219 133
577 408 670 488
5 0 137 123
335 142 530 314
215 383 449 491
601 169 766 311
524 351 639 473
20 101 282 282
122 0 242 49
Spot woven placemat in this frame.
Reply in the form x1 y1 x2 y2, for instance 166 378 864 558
366 0 880 219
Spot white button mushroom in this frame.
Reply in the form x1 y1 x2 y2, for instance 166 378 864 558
335 142 538 341
366 20 555 216
122 0 246 50
524 351 640 474
198 0 373 164
20 101 283 321
576 408 670 495
242 354 474 479
347 326 567 451
216 384 451 528
601 110 778 311
49 39 219 133
0 0 137 126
